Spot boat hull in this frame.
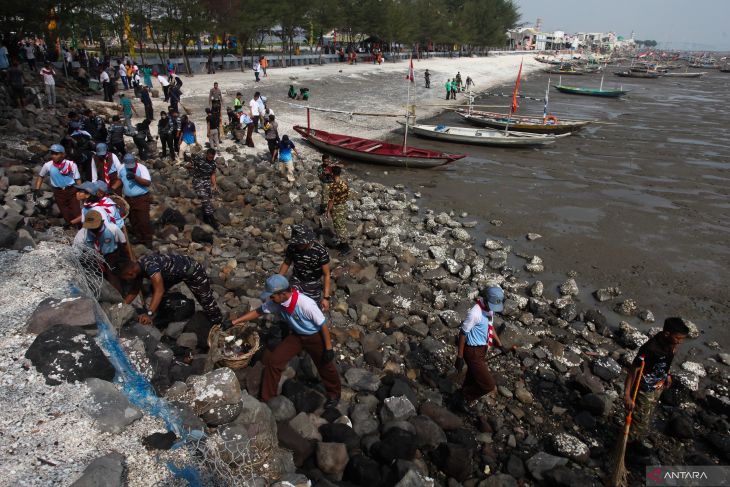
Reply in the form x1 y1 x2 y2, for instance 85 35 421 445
614 71 660 78
456 111 589 134
663 72 706 78
405 124 562 147
553 85 628 97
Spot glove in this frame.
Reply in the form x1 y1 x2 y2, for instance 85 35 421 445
221 319 234 331
322 349 335 363
126 172 136 181
32 189 41 202
455 357 465 372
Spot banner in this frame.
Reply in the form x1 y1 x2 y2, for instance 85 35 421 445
406 56 414 82
511 59 523 113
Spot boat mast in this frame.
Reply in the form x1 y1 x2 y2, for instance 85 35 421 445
404 72 411 154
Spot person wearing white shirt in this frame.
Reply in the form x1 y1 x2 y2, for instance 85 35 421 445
118 63 129 90
157 72 170 101
39 62 56 107
100 68 113 102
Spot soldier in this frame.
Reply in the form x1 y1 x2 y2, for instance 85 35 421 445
34 144 82 226
114 154 153 246
187 148 219 230
317 153 337 214
326 166 350 253
279 225 331 308
157 111 175 160
106 115 126 157
73 209 130 292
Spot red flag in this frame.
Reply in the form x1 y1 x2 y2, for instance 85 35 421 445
406 56 414 82
511 60 523 113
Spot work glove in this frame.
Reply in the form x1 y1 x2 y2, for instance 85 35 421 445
322 349 335 363
221 319 234 331
455 357 465 372
126 172 136 181
32 189 41 202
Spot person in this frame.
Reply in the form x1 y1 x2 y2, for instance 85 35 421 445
445 79 452 100
70 181 123 229
451 80 458 100
158 111 175 160
166 59 176 77
228 275 340 406
279 225 331 307
624 317 690 456
157 71 170 102
326 166 350 252
317 153 337 214
0 42 9 71
260 55 268 77
205 107 221 150
178 115 197 156
131 67 141 97
239 110 255 147
142 65 153 88
8 60 25 108
107 115 126 156
73 209 130 292
140 86 154 121
287 85 297 99
118 62 128 90
209 81 222 111
23 41 36 71
100 67 113 102
187 148 219 230
263 114 279 160
233 92 243 112
121 253 224 326
424 69 431 88
466 76 474 90
115 154 153 246
133 119 153 159
169 109 183 155
273 135 300 182
253 60 261 82
119 93 137 132
453 286 505 412
40 62 56 108
298 88 310 101
34 144 82 226
455 72 462 92
90 143 122 186
168 83 181 113
249 92 262 132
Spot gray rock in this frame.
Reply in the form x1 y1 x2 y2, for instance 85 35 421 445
186 367 241 416
70 452 125 487
409 415 447 450
549 433 589 463
381 396 416 423
593 356 622 381
529 281 544 297
26 296 97 334
101 302 136 331
272 473 311 487
395 470 435 487
289 412 326 441
84 379 142 434
580 393 613 417
232 391 278 450
593 286 621 302
420 401 463 430
526 452 569 480
316 442 349 481
267 395 297 422
638 310 655 323
615 299 638 316
514 386 534 404
345 368 380 392
176 332 198 349
0 223 18 248
559 278 579 297
479 474 519 487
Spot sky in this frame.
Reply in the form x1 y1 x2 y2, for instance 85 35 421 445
515 0 730 51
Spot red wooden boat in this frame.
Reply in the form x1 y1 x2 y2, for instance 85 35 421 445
293 125 465 168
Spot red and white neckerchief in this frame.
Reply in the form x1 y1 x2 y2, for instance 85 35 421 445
96 154 114 184
127 163 138 179
476 298 495 348
53 159 73 176
283 289 299 315
86 197 117 224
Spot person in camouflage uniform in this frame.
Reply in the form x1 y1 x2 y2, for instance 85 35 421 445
187 147 219 230
317 153 337 214
326 166 350 253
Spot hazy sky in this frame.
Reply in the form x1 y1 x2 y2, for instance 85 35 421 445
515 0 730 50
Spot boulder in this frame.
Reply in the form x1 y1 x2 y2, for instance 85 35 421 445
395 470 435 487
667 415 694 439
549 433 590 463
101 302 136 330
281 380 324 413
409 415 447 450
289 412 326 441
434 442 473 482
580 393 613 417
345 368 381 392
142 431 177 450
191 226 214 243
374 426 417 462
267 395 297 422
186 368 242 422
26 296 96 334
276 421 313 467
70 452 125 487
420 401 463 430
0 223 19 248
526 452 568 481
344 454 383 485
479 474 519 487
84 378 142 434
232 391 278 450
381 395 416 423
593 356 622 381
316 442 349 481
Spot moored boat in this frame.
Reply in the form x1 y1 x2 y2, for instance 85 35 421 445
456 109 591 135
401 123 566 147
553 84 629 98
614 70 660 78
663 71 706 78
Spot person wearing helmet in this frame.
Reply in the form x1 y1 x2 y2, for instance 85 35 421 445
73 209 129 292
116 153 152 246
34 144 82 226
70 181 124 229
452 286 506 413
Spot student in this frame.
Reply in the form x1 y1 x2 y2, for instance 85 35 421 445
273 135 300 182
34 144 82 226
73 210 129 292
40 62 56 107
115 154 153 246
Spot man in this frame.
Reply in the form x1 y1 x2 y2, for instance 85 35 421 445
121 253 223 327
317 154 337 214
168 83 181 113
157 71 170 102
279 225 331 308
119 93 137 132
140 86 154 121
40 62 56 107
424 69 431 88
239 110 255 147
158 111 175 160
253 60 261 82
466 76 474 90
118 62 128 90
23 42 36 70
260 55 268 77
107 115 126 156
73 209 129 292
209 82 223 111
188 148 219 230
169 109 183 155
249 92 262 132
100 67 113 102
273 135 299 182
326 166 350 253
35 144 82 226
445 79 452 100
233 92 243 112
229 275 340 406
205 107 221 150
90 143 122 186
115 154 153 246
624 318 690 457
453 286 505 412
263 114 279 160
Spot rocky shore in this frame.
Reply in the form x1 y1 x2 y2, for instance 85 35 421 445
1 60 729 487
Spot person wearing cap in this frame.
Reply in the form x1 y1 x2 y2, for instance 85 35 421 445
119 93 137 132
158 111 176 160
69 181 122 228
317 153 339 214
34 144 82 226
120 253 223 327
73 209 129 292
117 154 153 246
453 286 505 412
229 275 341 406
107 115 126 157
326 166 351 253
90 143 122 188
187 148 219 230
279 225 331 308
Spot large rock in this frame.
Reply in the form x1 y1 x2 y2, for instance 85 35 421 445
344 454 383 485
70 452 125 487
289 412 326 441
526 452 569 480
420 401 463 430
381 395 416 423
435 442 473 482
395 470 435 487
316 442 349 481
374 427 417 462
25 325 115 386
549 433 589 463
84 378 142 434
281 380 324 413
267 395 297 422
186 368 242 424
593 356 622 381
345 368 381 392
232 391 278 450
319 423 361 453
101 302 137 330
409 415 447 450
26 296 97 334
580 393 613 417
277 421 313 467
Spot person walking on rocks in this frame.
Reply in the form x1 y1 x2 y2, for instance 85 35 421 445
273 135 300 182
34 144 82 226
73 209 129 292
40 62 56 108
205 108 222 150
100 67 113 102
158 111 176 160
326 166 350 253
140 86 154 121
71 180 123 228
120 253 224 327
90 143 122 186
624 317 689 459
229 275 341 406
453 286 505 412
445 79 452 100
253 60 261 82
209 81 223 112
107 115 126 156
317 153 338 214
260 55 268 77
188 148 220 230
119 93 137 132
115 154 153 246
249 92 262 133
263 114 279 160
157 71 170 102
178 115 198 156
279 225 331 308
238 110 255 147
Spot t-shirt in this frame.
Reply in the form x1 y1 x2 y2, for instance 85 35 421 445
90 153 122 183
157 75 169 87
81 197 124 228
260 290 325 336
634 334 676 392
24 45 35 60
100 70 110 83
73 223 126 255
328 179 349 205
119 65 127 77
263 120 279 141
206 113 220 130
39 159 80 188
318 164 335 183
120 98 133 117
181 121 196 144
40 67 55 85
139 253 194 288
191 154 216 179
0 46 10 70
119 163 151 197
249 98 261 116
278 140 295 162
461 299 495 347
285 241 330 283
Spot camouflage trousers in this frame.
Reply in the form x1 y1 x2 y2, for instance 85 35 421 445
629 387 663 442
184 262 223 325
331 203 348 242
192 178 214 216
320 182 331 207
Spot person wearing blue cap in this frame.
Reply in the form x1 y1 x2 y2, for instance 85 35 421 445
70 180 125 229
73 209 130 292
117 153 152 245
90 143 122 188
229 274 341 407
453 286 506 412
34 144 82 225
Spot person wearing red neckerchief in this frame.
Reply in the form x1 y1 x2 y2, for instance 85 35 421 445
34 144 81 226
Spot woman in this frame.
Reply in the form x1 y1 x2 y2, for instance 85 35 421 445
273 135 300 182
142 65 153 88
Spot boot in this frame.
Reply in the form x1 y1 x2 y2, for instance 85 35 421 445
206 214 220 231
337 242 351 254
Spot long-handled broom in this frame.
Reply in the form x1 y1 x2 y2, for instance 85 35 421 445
608 356 646 487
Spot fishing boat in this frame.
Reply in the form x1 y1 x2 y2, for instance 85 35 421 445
456 109 591 135
663 71 706 78
553 84 628 98
614 70 660 78
544 65 584 75
293 125 464 168
400 123 566 147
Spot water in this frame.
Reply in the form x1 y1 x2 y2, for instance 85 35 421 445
351 69 730 352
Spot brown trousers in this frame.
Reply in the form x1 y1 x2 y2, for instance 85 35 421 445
461 345 496 402
245 123 255 147
126 192 153 245
261 332 341 402
53 186 81 225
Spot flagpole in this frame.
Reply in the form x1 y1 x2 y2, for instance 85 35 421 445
543 76 550 123
404 71 410 154
505 58 523 135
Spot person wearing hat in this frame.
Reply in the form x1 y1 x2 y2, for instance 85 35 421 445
453 286 505 412
73 209 129 292
34 144 82 226
120 252 223 327
116 154 152 246
90 143 122 188
106 115 126 157
278 225 331 308
72 180 125 228
228 275 341 406
187 148 220 230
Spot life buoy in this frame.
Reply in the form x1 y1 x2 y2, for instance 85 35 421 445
545 115 559 125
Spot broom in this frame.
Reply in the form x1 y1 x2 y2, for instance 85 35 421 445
608 356 645 487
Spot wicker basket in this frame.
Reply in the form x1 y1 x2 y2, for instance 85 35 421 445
207 324 260 370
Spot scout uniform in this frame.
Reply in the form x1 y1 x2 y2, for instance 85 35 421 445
119 154 153 245
37 144 81 225
73 210 127 290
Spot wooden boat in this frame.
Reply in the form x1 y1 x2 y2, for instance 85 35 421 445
292 125 465 168
544 66 584 75
614 70 660 78
400 123 566 147
456 109 591 135
663 71 706 78
553 84 628 98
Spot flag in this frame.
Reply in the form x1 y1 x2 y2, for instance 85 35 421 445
543 77 550 122
511 59 523 114
406 56 414 82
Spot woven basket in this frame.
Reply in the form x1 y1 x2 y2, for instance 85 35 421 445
207 324 260 370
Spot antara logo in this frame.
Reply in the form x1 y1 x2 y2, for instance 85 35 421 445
664 471 709 480
647 468 663 483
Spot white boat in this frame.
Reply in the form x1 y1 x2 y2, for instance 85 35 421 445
400 123 568 147
662 71 706 78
